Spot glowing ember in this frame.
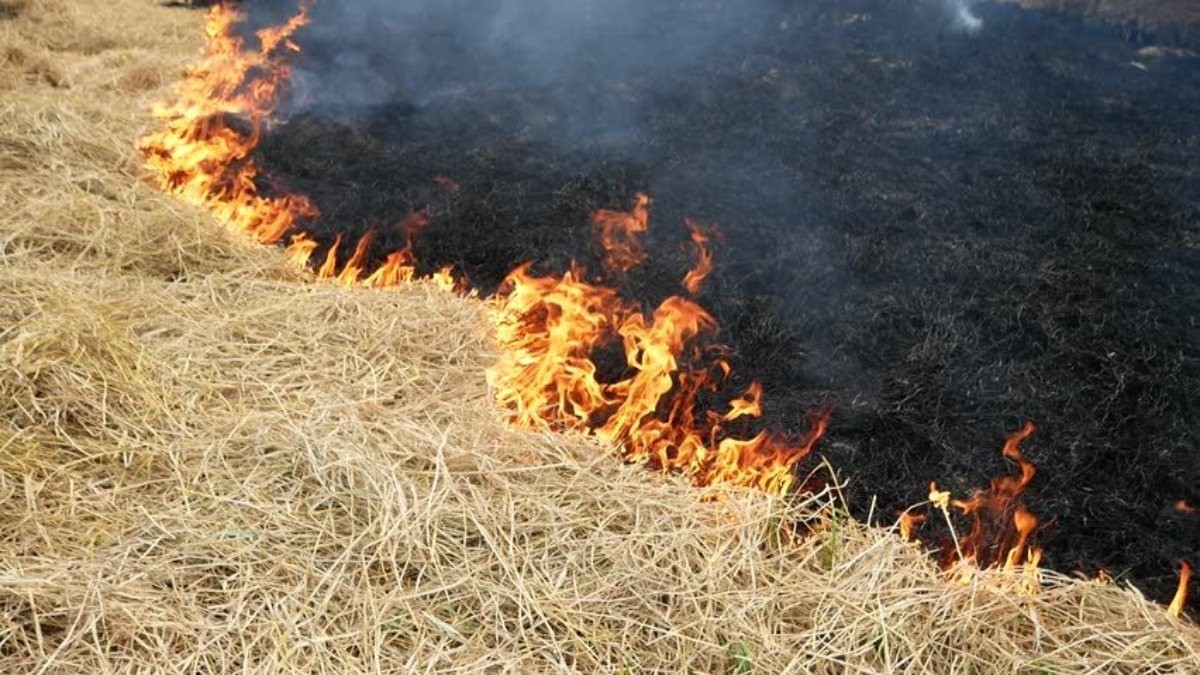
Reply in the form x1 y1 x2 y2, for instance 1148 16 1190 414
1169 561 1192 618
1176 500 1196 514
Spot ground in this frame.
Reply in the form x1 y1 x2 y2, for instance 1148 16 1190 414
252 0 1199 602
1 0 1199 671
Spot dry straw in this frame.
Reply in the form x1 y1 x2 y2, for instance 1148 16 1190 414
1 0 1197 672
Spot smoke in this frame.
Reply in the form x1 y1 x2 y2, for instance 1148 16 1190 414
251 0 784 143
947 0 983 34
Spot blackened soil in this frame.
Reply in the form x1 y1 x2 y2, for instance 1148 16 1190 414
255 0 1200 603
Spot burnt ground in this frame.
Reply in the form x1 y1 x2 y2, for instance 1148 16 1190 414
247 0 1199 603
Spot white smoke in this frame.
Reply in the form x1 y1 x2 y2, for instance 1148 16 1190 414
948 0 983 34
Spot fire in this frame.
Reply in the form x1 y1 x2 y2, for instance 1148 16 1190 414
593 193 651 274
926 422 1042 574
138 3 317 244
139 3 456 291
897 511 925 541
682 219 715 295
1177 500 1195 514
144 2 1196 617
954 421 1040 570
1169 561 1191 618
488 197 828 494
141 7 826 496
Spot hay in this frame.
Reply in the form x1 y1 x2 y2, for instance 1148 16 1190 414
1 0 1198 671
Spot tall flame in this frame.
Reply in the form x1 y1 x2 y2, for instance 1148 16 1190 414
488 198 828 494
138 3 457 290
138 3 317 244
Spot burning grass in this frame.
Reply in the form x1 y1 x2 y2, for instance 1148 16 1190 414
1 0 1199 671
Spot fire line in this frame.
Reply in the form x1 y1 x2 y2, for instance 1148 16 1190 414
137 1 1191 616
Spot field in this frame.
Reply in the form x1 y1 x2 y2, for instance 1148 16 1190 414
1 0 1199 672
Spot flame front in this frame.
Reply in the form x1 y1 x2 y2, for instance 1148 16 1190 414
143 3 1200 617
138 3 317 244
139 3 457 290
488 198 828 494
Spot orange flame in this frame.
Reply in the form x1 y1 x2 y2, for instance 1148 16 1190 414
286 232 318 268
953 421 1039 569
1177 500 1195 514
682 219 715 295
139 7 825 497
488 197 828 493
138 3 317 244
593 193 651 274
1169 561 1192 618
927 422 1041 573
138 3 462 292
898 511 925 541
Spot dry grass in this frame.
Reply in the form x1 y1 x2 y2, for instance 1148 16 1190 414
1 0 1198 672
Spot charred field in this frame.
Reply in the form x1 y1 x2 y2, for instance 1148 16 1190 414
254 0 1200 603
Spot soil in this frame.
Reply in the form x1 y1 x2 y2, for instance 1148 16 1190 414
249 0 1199 603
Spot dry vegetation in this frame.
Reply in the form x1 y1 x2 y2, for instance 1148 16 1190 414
1 0 1198 671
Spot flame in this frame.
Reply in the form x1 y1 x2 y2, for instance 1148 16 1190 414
140 8 827 496
137 3 317 244
1169 561 1191 618
138 3 459 292
682 219 715 295
144 4 1200 617
929 482 951 512
488 198 828 493
950 421 1040 570
317 234 342 280
1177 500 1195 514
593 193 651 274
286 232 318 268
898 511 925 541
925 422 1042 577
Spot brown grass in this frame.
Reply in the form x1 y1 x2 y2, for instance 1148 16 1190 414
1 0 1198 671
